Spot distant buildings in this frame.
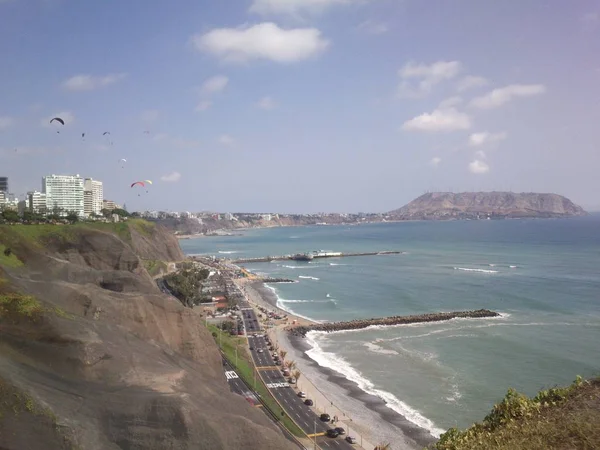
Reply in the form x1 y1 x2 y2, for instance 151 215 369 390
42 174 84 216
103 199 117 211
0 177 8 193
27 191 47 214
84 178 103 216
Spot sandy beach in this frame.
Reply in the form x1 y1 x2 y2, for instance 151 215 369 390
236 279 435 450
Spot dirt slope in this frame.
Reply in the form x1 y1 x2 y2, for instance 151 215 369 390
0 222 296 450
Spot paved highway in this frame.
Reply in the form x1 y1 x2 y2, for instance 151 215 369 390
240 305 358 450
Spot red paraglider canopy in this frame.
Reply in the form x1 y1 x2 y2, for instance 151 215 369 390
130 181 145 188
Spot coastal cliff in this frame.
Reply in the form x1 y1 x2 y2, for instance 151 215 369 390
0 220 296 450
388 192 588 220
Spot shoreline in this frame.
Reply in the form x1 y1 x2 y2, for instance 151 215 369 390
237 278 438 449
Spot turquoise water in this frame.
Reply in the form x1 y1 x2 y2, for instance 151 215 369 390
180 218 600 436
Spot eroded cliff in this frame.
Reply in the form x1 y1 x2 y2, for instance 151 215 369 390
0 221 296 450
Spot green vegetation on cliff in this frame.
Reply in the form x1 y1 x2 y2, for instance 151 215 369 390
430 376 600 450
163 262 210 307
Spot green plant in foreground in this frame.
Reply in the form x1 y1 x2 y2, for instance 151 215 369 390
432 376 592 450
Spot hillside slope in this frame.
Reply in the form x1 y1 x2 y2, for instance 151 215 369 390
389 192 587 220
430 376 600 450
0 221 296 450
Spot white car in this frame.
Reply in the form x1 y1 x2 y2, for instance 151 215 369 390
297 391 307 398
346 436 357 444
257 349 263 353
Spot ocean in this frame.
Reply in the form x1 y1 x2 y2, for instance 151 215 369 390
180 218 600 445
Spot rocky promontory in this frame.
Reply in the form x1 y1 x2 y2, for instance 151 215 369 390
388 192 588 220
293 309 500 336
0 220 296 450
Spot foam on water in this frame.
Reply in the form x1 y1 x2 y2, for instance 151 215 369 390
299 275 320 281
306 331 445 438
363 342 399 355
454 267 498 274
218 250 239 254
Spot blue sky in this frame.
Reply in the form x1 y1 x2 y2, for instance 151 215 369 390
1 0 599 213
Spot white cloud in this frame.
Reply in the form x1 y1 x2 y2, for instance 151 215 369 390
469 84 546 109
468 159 490 174
402 107 471 132
257 96 277 110
141 109 160 122
438 96 463 108
398 60 462 98
430 156 442 167
195 100 213 112
456 75 489 92
249 0 356 17
160 171 182 182
0 116 15 129
200 75 229 94
41 111 75 128
191 22 330 63
357 20 388 35
217 134 236 146
62 73 126 91
468 131 507 146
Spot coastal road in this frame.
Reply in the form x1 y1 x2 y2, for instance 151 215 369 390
241 308 358 450
221 358 260 406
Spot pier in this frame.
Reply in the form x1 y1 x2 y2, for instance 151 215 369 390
228 250 404 264
292 309 500 336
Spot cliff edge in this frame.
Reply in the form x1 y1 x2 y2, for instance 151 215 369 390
0 220 296 450
389 192 588 220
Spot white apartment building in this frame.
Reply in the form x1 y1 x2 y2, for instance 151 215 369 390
42 174 84 216
27 191 47 214
84 178 103 216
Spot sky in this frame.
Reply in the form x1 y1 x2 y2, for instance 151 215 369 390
1 0 599 213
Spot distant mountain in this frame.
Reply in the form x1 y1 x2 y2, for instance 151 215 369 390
388 192 588 220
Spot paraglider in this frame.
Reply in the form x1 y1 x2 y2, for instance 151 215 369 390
131 181 144 196
103 132 110 136
143 179 152 193
81 132 85 139
119 158 127 169
50 117 65 133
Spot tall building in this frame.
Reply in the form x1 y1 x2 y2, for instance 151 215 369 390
103 199 117 211
0 177 8 192
27 191 47 214
84 178 103 216
42 174 84 216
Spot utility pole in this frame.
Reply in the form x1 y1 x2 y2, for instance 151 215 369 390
235 346 238 367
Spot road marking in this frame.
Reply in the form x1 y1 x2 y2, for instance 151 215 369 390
256 366 276 371
224 371 239 380
307 432 326 437
266 382 291 389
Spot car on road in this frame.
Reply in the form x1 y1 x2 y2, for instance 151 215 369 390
304 399 313 406
334 427 346 435
326 429 339 438
249 346 254 350
345 436 357 444
320 413 331 422
297 391 306 398
257 349 263 353
288 377 296 384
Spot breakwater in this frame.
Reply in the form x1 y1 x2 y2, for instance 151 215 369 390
259 277 297 283
292 309 500 336
231 250 404 264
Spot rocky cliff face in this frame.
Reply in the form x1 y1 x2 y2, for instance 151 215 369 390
0 222 296 450
388 192 588 220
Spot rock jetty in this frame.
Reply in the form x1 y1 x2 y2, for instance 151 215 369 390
260 277 297 283
293 309 500 336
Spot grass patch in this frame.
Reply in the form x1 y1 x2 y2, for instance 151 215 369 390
142 259 168 277
0 244 24 268
207 324 305 438
430 376 600 450
129 218 155 237
0 293 44 321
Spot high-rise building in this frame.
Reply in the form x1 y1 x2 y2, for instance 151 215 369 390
103 199 117 211
42 174 84 216
84 178 103 216
0 177 8 192
27 191 47 214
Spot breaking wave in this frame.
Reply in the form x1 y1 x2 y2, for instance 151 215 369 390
454 267 498 274
299 276 320 281
305 331 445 438
218 250 239 254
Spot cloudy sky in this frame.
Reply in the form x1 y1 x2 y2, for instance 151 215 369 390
1 0 599 213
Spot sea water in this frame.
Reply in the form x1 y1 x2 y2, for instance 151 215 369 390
180 218 600 437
